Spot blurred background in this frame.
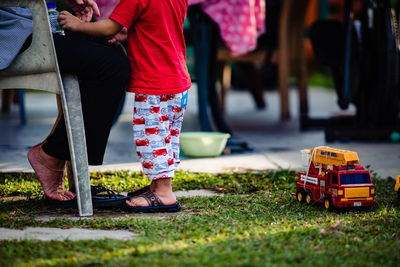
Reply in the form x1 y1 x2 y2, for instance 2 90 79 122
1 0 400 177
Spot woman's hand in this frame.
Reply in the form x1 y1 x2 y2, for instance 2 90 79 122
64 0 100 22
58 11 84 32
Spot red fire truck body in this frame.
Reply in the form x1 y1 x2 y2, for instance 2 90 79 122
295 147 376 210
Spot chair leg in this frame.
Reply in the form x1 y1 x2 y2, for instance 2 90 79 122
190 15 214 131
241 63 266 110
18 89 26 125
278 2 291 120
220 62 232 112
293 0 309 117
1 89 11 113
61 74 93 216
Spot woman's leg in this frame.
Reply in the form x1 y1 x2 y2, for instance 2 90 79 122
29 32 129 200
42 32 130 164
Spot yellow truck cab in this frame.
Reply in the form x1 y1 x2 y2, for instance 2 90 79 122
395 175 400 201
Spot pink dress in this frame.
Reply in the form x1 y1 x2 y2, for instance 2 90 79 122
189 0 266 56
96 0 120 20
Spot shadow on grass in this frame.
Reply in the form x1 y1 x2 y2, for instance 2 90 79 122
1 211 399 266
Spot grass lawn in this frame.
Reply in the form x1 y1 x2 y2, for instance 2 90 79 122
0 170 399 266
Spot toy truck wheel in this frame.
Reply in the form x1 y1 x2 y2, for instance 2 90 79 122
296 190 305 203
305 191 313 204
398 190 400 202
324 197 334 211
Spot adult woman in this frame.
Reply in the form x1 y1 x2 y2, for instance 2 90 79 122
0 0 130 202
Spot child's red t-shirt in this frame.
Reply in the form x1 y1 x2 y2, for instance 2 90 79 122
110 0 191 95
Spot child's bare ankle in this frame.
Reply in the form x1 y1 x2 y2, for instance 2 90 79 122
151 178 173 195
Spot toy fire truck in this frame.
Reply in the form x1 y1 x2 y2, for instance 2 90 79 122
295 147 376 211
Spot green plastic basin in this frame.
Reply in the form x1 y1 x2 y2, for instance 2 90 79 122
180 132 231 158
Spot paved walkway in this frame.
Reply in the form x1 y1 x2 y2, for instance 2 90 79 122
1 85 399 178
0 227 136 241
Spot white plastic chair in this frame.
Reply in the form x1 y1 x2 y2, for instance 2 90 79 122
0 0 93 216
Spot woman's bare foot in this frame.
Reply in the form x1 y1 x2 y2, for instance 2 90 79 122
126 178 176 207
27 144 75 201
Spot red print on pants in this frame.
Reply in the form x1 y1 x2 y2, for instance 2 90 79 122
150 106 160 114
145 127 160 135
135 95 148 102
133 117 145 125
136 139 150 146
153 148 168 157
170 129 180 137
143 161 154 169
159 115 169 123
171 105 182 113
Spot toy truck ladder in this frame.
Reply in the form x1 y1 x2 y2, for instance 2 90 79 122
308 147 360 168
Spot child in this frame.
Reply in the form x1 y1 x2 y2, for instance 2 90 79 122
59 0 191 212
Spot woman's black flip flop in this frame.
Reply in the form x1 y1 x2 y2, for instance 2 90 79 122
47 186 128 209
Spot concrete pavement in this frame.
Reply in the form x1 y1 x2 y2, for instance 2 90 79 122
0 227 136 241
1 85 399 178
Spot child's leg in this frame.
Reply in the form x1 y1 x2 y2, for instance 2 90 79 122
130 92 187 207
170 90 188 170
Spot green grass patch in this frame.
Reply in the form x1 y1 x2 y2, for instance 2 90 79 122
307 70 335 89
0 169 298 198
0 170 399 266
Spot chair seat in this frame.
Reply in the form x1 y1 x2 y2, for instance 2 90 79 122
217 46 266 63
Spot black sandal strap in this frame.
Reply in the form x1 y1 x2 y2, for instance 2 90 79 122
91 186 116 199
127 185 151 197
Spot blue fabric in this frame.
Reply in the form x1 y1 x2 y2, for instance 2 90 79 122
180 90 188 109
0 7 32 70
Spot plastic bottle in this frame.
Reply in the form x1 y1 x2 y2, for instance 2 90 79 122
46 2 65 35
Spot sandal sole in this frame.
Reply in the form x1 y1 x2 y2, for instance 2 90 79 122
122 202 181 213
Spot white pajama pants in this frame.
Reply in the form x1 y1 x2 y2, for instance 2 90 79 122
132 91 188 180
